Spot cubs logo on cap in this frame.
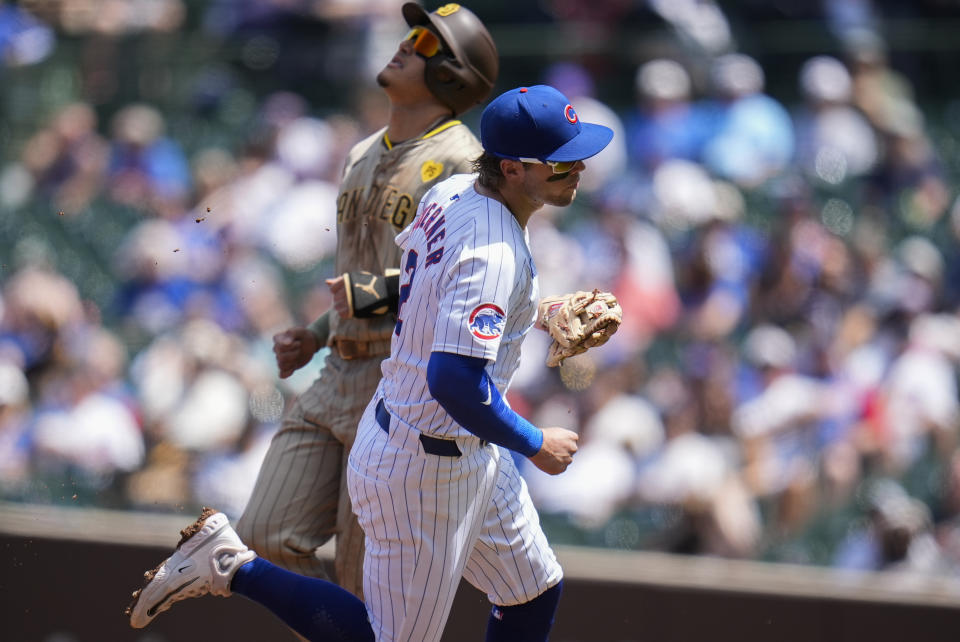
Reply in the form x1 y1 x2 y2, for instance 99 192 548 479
468 303 505 340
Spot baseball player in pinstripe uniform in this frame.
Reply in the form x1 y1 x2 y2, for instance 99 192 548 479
234 2 498 601
127 85 613 642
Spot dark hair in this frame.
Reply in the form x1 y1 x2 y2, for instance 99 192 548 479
472 151 506 189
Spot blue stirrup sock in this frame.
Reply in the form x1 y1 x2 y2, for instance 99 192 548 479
485 580 563 642
230 557 374 642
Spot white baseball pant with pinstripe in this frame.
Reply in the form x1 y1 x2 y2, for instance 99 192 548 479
348 393 561 642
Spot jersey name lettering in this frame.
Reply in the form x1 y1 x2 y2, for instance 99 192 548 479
413 201 446 266
337 185 415 230
424 215 445 266
412 201 442 232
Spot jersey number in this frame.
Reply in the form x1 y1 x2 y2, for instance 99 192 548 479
394 249 418 335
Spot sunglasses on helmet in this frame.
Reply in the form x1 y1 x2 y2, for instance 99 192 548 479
405 26 444 59
518 158 579 174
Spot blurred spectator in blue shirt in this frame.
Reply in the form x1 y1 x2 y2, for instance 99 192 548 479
700 53 795 189
666 170 765 341
106 104 192 216
0 1 54 68
623 58 706 175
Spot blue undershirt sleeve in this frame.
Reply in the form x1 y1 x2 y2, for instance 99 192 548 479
426 351 544 457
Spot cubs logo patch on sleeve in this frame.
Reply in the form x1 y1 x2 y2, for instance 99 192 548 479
468 303 505 340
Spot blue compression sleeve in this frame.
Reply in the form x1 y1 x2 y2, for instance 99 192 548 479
427 351 544 457
231 557 374 642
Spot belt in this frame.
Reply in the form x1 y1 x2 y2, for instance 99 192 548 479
375 398 462 457
331 338 390 361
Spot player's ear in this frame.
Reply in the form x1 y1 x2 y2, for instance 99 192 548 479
500 159 524 179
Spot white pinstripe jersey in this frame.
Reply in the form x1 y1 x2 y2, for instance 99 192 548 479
380 172 539 440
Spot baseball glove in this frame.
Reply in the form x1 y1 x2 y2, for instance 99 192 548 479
538 289 623 367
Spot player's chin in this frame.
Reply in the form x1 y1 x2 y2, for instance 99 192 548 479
375 67 397 87
551 187 579 207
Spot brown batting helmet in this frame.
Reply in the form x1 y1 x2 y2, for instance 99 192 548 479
402 3 499 116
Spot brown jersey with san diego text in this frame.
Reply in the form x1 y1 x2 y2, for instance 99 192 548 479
330 119 482 345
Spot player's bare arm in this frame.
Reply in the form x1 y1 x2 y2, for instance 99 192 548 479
272 327 320 379
530 427 579 475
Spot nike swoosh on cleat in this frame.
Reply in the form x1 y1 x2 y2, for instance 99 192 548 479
481 381 492 406
147 577 199 616
177 565 190 573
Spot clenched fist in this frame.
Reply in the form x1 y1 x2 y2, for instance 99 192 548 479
529 427 579 475
273 327 320 378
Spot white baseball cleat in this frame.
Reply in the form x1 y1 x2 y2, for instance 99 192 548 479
126 507 256 628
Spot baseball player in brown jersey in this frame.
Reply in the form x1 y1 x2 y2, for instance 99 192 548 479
234 2 498 600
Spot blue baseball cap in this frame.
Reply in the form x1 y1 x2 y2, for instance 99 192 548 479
480 85 613 163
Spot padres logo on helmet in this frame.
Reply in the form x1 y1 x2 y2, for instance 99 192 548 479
402 2 499 115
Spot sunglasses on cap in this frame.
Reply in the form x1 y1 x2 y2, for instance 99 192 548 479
518 158 579 174
405 26 444 59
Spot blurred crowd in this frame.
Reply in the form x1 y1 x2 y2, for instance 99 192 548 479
3 0 960 578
